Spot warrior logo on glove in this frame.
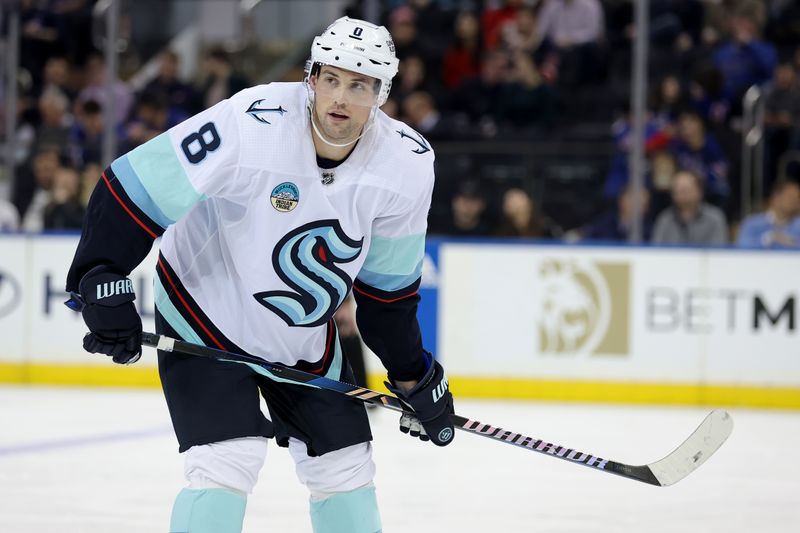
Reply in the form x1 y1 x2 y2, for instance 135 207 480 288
432 375 449 403
96 279 134 300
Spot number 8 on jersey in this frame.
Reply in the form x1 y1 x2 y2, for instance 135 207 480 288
181 122 221 164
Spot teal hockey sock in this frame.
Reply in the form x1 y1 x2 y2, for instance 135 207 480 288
169 488 247 533
309 485 382 533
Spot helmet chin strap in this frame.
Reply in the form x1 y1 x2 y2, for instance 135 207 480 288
308 101 377 149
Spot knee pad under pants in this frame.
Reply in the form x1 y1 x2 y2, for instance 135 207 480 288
288 438 376 497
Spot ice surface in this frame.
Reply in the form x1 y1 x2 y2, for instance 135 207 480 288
1 386 798 532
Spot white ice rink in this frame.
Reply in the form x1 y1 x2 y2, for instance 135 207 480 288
1 386 798 532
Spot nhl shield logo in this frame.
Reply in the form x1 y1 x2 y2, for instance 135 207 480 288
270 182 299 212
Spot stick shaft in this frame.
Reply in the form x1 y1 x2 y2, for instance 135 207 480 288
143 332 730 486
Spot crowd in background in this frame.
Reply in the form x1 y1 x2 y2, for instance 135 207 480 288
2 0 800 249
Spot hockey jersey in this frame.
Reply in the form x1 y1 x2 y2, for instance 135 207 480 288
67 82 434 380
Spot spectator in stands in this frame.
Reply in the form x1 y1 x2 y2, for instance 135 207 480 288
536 0 605 86
502 50 557 129
51 0 97 67
20 0 61 90
766 0 800 48
653 75 687 125
670 110 729 204
736 180 800 248
650 0 705 51
482 0 523 50
33 87 73 157
123 91 184 151
450 49 509 131
764 64 800 185
712 9 777 107
496 187 561 239
0 89 36 171
442 11 482 90
387 5 420 60
603 110 671 199
20 149 62 232
407 0 448 25
40 56 75 101
500 5 541 55
606 0 705 54
649 149 679 215
70 99 106 167
0 199 20 231
704 0 766 50
537 0 604 50
144 51 199 116
393 55 444 107
765 64 800 130
652 170 728 245
687 67 730 126
77 54 134 125
443 181 491 236
80 163 102 207
200 48 249 109
406 0 453 59
582 183 652 242
12 148 55 223
43 166 85 230
402 91 466 140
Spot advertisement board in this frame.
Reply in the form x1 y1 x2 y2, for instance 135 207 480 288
2 235 798 406
440 244 800 388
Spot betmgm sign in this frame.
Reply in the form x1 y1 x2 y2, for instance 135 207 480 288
439 244 800 407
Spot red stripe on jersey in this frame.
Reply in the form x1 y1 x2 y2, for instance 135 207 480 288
102 172 158 239
157 257 227 351
352 284 418 303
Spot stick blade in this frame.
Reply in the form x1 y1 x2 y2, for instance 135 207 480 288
647 410 733 486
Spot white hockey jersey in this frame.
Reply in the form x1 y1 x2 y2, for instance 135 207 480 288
107 82 435 368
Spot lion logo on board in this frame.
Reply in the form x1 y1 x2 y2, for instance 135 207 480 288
537 259 630 356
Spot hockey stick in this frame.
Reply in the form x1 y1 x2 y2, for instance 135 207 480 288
141 332 733 486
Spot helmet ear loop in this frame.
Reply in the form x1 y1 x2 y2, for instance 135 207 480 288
377 80 392 107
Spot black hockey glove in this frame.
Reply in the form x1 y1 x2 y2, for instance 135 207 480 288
386 354 455 447
65 265 142 364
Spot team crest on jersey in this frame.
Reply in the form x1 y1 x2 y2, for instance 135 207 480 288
270 182 299 212
254 220 363 327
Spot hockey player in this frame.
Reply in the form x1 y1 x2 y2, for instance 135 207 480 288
65 16 454 533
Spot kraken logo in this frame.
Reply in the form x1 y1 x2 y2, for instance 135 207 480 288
537 259 630 355
254 220 363 327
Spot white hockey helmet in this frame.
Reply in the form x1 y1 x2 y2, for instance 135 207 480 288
306 16 399 106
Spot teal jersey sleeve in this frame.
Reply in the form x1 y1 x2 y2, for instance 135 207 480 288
356 170 434 294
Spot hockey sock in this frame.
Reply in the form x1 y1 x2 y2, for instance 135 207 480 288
169 488 247 533
309 485 382 533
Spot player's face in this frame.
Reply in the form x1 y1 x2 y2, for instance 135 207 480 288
311 66 379 142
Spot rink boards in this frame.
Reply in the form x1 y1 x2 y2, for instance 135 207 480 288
1 235 798 408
